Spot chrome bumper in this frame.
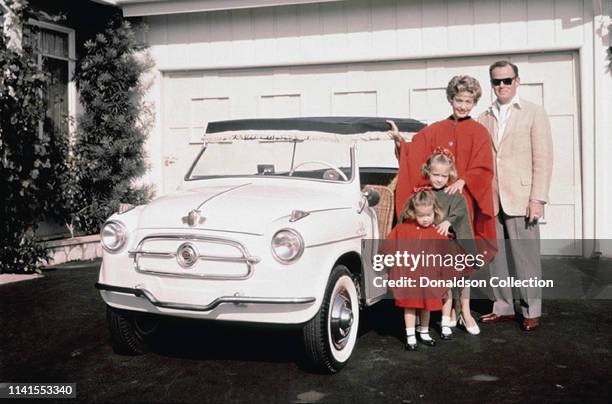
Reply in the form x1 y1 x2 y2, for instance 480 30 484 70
95 282 316 312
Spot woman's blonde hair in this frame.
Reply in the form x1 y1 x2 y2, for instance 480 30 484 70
446 75 482 103
400 189 445 224
420 149 458 183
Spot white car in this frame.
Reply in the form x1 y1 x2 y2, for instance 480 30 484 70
96 117 424 373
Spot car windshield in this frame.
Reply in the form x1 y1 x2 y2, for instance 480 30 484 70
187 137 353 183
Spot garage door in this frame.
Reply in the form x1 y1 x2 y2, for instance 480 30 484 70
161 51 581 254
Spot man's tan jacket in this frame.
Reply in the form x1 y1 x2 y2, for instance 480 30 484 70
478 99 553 217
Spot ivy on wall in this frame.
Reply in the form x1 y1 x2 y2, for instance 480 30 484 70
0 1 55 273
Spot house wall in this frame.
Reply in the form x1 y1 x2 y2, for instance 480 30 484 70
138 0 612 254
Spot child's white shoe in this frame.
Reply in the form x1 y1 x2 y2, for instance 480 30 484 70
440 316 454 340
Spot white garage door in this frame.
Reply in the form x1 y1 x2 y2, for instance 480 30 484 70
161 51 581 254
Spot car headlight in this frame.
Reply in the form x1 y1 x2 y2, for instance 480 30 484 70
271 229 304 264
100 221 128 252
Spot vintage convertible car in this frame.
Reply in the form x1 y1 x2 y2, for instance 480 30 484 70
96 116 424 373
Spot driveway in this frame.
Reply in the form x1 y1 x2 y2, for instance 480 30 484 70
1 259 611 403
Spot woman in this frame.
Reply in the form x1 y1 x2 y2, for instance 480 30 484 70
388 75 496 334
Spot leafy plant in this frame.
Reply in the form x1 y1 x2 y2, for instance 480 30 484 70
70 18 154 234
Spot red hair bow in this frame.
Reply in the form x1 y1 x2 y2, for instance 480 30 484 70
433 147 455 161
413 185 432 193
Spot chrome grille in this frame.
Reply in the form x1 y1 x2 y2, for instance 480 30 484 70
128 234 260 280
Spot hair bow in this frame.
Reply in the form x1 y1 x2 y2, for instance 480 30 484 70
433 147 455 161
413 185 432 193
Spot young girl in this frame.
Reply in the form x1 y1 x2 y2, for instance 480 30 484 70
387 188 449 351
420 148 480 338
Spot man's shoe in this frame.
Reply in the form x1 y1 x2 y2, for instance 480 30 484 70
521 317 540 331
479 313 516 323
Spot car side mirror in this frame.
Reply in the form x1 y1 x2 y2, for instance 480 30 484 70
365 189 380 207
358 189 380 213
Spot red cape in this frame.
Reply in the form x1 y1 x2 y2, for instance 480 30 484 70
395 117 497 260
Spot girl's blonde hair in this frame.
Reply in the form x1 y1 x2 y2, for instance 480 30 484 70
420 149 458 183
400 189 445 224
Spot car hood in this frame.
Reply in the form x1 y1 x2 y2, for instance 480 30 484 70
138 181 352 234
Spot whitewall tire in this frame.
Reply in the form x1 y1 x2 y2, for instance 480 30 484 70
303 265 360 373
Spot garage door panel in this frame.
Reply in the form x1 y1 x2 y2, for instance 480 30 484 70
526 53 575 114
190 97 231 139
541 205 576 241
260 94 301 117
166 74 199 127
332 91 377 116
423 60 449 88
519 83 543 106
411 88 448 124
164 128 200 193
549 115 576 202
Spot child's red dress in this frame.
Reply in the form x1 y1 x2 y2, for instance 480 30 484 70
386 220 450 311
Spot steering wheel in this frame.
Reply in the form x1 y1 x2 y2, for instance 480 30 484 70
289 160 348 181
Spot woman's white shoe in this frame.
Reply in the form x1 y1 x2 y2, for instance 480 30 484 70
458 314 480 335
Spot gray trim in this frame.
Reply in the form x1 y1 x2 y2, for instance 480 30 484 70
281 207 352 221
196 182 252 210
120 0 343 18
138 227 263 236
96 282 316 312
305 234 366 249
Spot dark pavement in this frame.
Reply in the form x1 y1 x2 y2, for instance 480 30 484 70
1 258 611 403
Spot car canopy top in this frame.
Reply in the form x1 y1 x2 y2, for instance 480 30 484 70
206 116 425 135
203 117 426 144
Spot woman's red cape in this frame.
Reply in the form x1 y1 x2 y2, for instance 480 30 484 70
394 118 497 262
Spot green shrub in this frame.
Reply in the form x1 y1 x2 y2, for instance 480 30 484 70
71 18 153 234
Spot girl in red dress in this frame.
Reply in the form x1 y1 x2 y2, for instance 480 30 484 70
387 188 449 351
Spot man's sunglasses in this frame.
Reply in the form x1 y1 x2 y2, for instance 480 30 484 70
491 77 515 86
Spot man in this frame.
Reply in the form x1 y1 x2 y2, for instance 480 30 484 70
477 60 553 331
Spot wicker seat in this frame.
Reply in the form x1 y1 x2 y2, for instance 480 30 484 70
363 184 395 238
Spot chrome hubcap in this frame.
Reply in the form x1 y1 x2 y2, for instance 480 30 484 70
330 287 354 350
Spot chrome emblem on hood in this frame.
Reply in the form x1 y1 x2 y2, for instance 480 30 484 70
183 209 204 226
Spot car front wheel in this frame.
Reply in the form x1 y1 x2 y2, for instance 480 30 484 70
106 305 159 355
303 265 360 373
